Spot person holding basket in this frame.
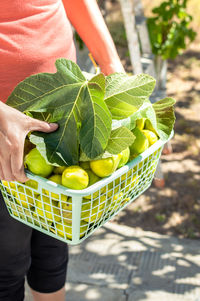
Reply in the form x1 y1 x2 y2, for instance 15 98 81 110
0 1 124 300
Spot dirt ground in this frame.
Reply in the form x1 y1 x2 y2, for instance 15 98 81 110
105 1 200 239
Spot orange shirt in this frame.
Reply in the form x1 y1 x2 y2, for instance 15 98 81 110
0 0 76 102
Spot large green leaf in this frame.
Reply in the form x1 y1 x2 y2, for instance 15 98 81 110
29 114 81 166
105 73 156 120
152 97 176 140
79 73 112 159
7 59 86 115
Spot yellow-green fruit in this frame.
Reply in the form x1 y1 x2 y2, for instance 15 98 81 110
33 219 41 227
142 130 158 146
35 217 53 230
62 197 72 211
61 205 72 224
136 156 157 178
62 166 89 190
35 195 61 223
60 198 73 223
136 118 146 130
9 202 20 217
60 195 107 224
107 182 121 198
81 199 105 223
60 196 103 225
25 148 54 178
25 179 38 190
142 159 157 175
12 204 32 221
14 186 34 209
17 207 32 222
43 190 67 203
122 175 138 194
2 181 16 195
25 179 39 198
79 161 90 170
55 220 88 239
108 192 124 212
84 169 102 200
136 158 148 175
4 198 10 207
44 175 68 202
86 169 100 186
53 166 66 174
149 160 157 174
115 169 133 187
31 213 52 228
145 119 157 134
129 127 149 155
10 182 17 190
90 154 122 178
118 148 130 169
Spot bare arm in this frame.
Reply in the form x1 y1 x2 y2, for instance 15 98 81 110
62 0 125 75
0 101 57 182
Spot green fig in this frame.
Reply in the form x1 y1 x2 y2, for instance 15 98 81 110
129 127 149 155
118 147 130 168
62 166 89 190
25 148 54 178
90 154 122 178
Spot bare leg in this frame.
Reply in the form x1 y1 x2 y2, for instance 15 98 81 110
153 160 165 188
162 141 173 155
30 286 65 301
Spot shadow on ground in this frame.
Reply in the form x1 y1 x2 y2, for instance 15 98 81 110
66 223 200 301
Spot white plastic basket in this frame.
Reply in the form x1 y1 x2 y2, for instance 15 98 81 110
0 136 171 245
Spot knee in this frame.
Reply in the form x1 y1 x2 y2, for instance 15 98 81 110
27 244 68 294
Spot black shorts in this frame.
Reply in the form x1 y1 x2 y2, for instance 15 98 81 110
0 191 68 301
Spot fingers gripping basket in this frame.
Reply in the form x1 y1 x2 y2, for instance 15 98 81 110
0 138 167 245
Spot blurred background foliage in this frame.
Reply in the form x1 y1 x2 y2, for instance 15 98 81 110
147 0 196 59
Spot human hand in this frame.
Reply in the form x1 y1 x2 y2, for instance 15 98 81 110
0 102 58 182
